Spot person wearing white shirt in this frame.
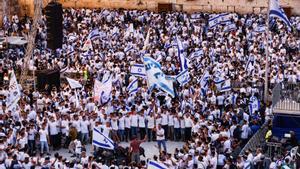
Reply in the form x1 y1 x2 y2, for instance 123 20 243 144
173 115 181 141
118 113 126 141
130 111 138 137
48 117 60 150
167 113 174 140
138 112 146 139
184 114 193 141
146 113 155 141
61 115 70 148
27 124 37 156
39 123 50 155
80 116 90 145
125 113 131 141
155 124 167 153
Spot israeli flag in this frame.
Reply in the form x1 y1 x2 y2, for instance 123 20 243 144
214 76 226 90
127 77 139 95
176 69 190 86
209 13 232 29
176 36 189 71
199 71 210 95
249 95 260 115
147 160 168 169
94 76 112 105
130 64 146 77
88 28 101 40
189 50 203 60
254 25 266 33
6 71 21 113
246 56 255 75
92 127 114 150
224 22 237 32
219 79 231 92
144 56 175 98
269 0 292 29
66 77 82 89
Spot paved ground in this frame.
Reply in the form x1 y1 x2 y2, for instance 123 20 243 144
50 141 184 160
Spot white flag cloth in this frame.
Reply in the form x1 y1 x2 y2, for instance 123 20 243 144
219 79 231 92
81 38 93 51
127 77 139 95
269 0 292 29
92 127 114 150
66 77 82 89
209 13 232 29
88 29 101 40
93 77 112 105
176 36 188 71
130 64 146 77
6 71 21 112
147 160 168 169
249 95 260 115
144 56 175 98
176 69 190 86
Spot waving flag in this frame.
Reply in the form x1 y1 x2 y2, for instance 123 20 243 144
88 29 101 40
94 77 112 105
6 71 21 112
254 25 266 33
144 56 175 98
199 71 210 95
249 95 260 115
220 79 231 92
66 77 82 89
147 160 168 169
176 36 189 71
92 127 114 150
127 77 139 95
269 0 292 29
130 64 146 77
209 13 232 29
224 22 237 32
189 50 203 60
176 69 190 86
82 38 93 51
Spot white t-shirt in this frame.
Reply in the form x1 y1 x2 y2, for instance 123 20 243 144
118 116 125 130
156 128 165 140
138 115 145 128
49 121 59 135
130 114 138 127
80 120 90 134
146 116 155 129
39 129 48 142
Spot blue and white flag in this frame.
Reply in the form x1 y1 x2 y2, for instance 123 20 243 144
249 95 260 115
209 13 232 29
88 29 101 40
224 22 237 32
176 69 190 86
144 56 175 98
92 127 114 150
219 79 231 92
130 64 146 77
66 77 82 89
127 77 139 95
147 160 168 169
254 25 266 33
94 77 112 105
199 71 210 95
269 0 292 29
189 50 203 60
176 36 189 71
6 71 21 113
214 76 226 90
246 56 255 75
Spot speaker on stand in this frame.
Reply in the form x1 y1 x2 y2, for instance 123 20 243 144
44 1 63 50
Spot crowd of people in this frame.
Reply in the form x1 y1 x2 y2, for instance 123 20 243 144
0 7 299 169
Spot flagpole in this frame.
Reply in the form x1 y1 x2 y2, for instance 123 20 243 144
264 0 271 103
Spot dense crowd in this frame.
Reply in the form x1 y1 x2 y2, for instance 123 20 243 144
0 7 299 169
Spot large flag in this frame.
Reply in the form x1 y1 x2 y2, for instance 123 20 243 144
94 76 112 105
249 95 260 115
6 71 21 112
81 38 93 51
88 29 101 40
209 13 232 29
144 56 175 98
130 64 146 77
224 22 237 32
176 36 188 71
147 160 168 169
199 70 210 95
66 77 82 89
269 0 292 29
92 127 114 150
176 69 190 86
127 77 139 95
219 79 231 92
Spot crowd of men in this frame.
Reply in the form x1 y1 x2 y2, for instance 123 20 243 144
0 7 299 169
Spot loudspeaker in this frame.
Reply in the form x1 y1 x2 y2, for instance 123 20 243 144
45 2 63 50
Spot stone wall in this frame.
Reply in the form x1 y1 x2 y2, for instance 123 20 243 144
3 0 300 20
